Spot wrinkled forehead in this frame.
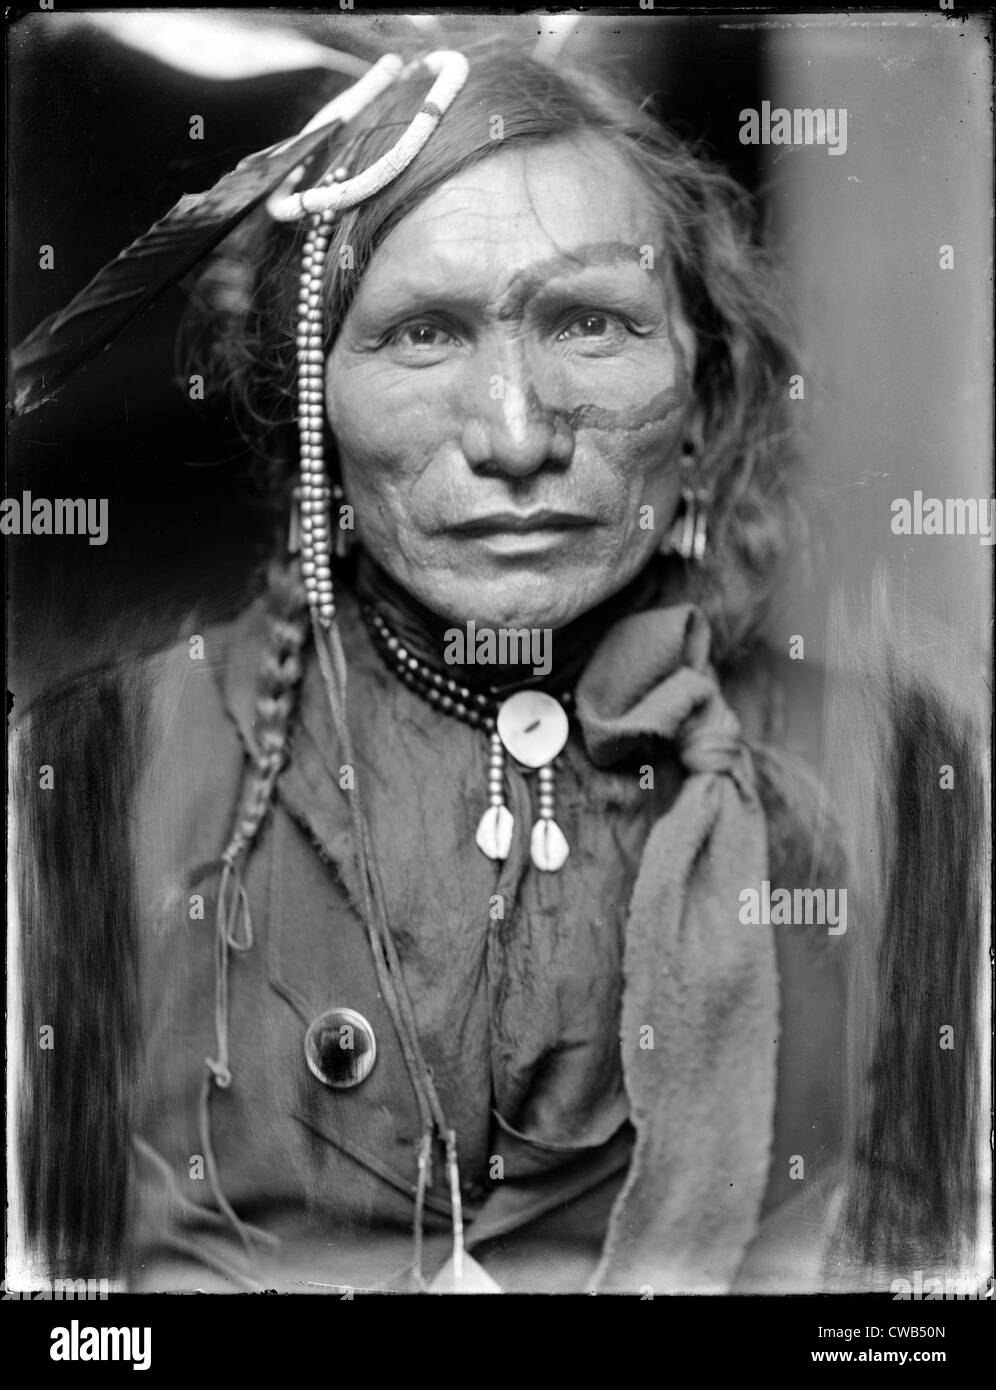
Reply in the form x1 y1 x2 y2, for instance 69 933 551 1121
347 135 677 317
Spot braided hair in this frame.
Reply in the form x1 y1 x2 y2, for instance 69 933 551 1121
221 554 310 871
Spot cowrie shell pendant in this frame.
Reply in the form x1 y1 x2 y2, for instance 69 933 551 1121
476 732 513 860
491 692 571 873
529 761 569 871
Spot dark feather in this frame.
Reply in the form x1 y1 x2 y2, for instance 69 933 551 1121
11 120 343 415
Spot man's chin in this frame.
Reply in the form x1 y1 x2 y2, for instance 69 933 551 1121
415 576 604 634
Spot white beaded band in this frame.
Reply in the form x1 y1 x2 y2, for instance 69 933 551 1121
267 51 469 222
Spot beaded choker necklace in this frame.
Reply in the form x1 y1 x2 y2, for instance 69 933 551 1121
363 603 574 871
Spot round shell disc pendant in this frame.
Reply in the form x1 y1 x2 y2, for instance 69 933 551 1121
496 691 569 769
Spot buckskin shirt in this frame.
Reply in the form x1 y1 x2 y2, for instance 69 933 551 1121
120 572 843 1294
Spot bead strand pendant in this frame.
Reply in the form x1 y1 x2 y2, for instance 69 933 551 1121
475 732 515 861
530 763 569 872
297 206 336 627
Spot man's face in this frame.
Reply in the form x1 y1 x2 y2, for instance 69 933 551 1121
325 138 696 632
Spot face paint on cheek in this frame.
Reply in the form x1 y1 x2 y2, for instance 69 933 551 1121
564 332 692 556
564 316 695 436
566 382 687 434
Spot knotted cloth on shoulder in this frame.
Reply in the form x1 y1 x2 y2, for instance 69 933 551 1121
576 603 778 1293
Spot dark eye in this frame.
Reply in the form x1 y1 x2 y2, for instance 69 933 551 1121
390 320 456 350
559 312 613 339
556 310 634 348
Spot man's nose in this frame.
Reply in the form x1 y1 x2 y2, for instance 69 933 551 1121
460 351 574 479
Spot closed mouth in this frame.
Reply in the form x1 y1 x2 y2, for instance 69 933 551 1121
450 510 595 535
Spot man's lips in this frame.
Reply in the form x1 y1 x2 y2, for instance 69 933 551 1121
447 509 597 535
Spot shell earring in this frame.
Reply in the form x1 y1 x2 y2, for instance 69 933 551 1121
670 487 708 562
668 444 709 562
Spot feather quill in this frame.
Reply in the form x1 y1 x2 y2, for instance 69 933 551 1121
11 118 345 415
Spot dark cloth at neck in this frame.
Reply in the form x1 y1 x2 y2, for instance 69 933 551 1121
349 548 671 696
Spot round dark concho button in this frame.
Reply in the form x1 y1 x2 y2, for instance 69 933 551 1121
304 1008 377 1089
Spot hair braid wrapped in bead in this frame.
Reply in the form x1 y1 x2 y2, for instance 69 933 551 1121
224 556 310 863
206 555 309 1091
198 553 310 1259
